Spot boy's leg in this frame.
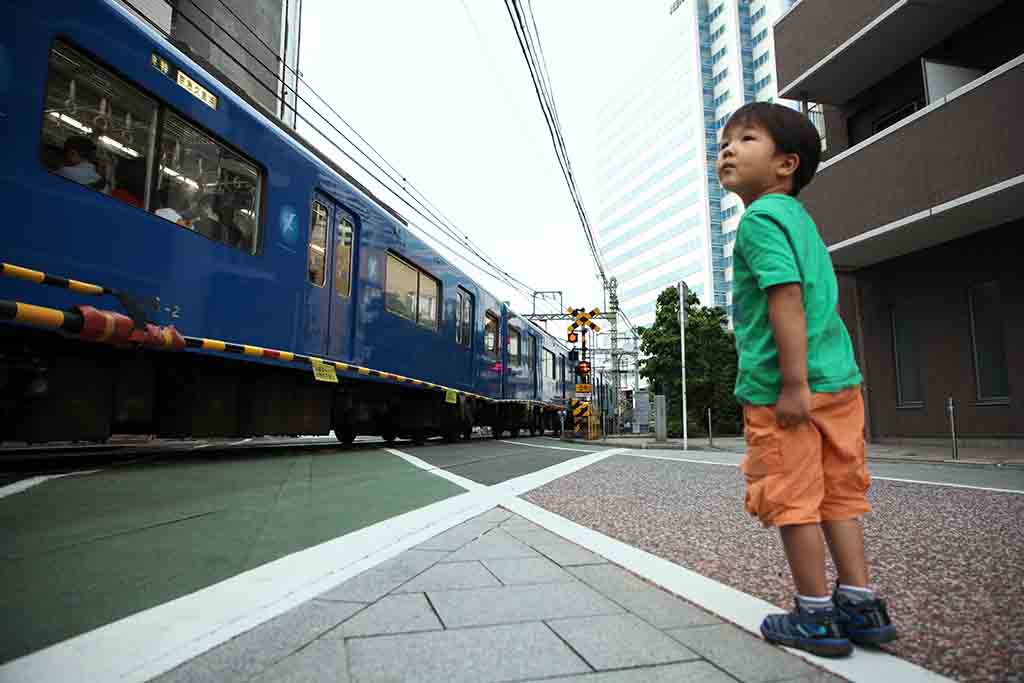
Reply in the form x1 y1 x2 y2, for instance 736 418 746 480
779 523 829 597
821 518 868 587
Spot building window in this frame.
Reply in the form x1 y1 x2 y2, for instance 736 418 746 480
969 282 1010 403
708 3 724 21
456 288 474 347
891 310 924 407
710 25 726 42
308 201 329 287
385 253 439 330
722 206 739 220
485 311 500 355
872 98 925 135
752 28 768 46
712 90 731 108
750 5 766 22
334 212 354 297
711 47 728 65
754 74 773 92
752 51 771 69
509 327 522 366
711 68 729 86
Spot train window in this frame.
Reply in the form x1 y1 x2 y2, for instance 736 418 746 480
417 275 439 330
509 328 521 366
456 289 474 347
530 337 538 373
308 200 329 287
544 349 556 379
334 211 354 297
485 312 500 355
41 41 157 206
385 253 439 330
155 113 261 254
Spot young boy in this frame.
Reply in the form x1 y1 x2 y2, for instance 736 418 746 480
717 102 897 658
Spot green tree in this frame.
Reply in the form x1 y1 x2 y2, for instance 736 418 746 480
637 286 741 436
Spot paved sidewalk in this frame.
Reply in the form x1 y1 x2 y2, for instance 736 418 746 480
152 507 841 683
591 435 1024 467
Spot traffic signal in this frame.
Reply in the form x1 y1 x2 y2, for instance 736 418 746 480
576 360 591 375
567 331 578 344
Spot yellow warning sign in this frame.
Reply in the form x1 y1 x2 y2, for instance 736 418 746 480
575 383 593 394
445 389 458 404
311 359 338 383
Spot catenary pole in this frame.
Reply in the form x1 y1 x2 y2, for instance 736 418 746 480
677 281 688 451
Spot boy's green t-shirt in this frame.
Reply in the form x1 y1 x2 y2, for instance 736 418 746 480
732 193 861 405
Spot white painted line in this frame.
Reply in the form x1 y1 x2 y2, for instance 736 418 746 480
0 470 101 500
491 448 626 499
626 452 1024 494
229 438 252 447
505 497 953 683
497 439 595 453
190 443 212 450
871 476 1024 496
628 453 741 468
383 448 483 492
0 487 504 683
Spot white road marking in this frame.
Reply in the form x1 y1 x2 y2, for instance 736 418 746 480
0 471 101 500
190 443 212 450
625 452 1024 493
505 497 953 683
383 448 483 491
229 438 252 447
497 439 595 453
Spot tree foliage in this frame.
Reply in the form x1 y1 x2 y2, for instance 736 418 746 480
637 287 741 436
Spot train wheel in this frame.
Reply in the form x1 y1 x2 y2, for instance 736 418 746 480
462 426 472 441
383 430 397 444
411 429 427 446
491 424 503 439
510 428 520 438
336 429 356 446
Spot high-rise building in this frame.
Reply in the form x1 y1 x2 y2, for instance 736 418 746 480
772 0 1022 441
595 0 796 328
119 0 302 126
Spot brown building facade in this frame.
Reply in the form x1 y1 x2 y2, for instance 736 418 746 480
773 0 1023 441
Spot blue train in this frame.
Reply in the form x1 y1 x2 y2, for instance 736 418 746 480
0 0 616 444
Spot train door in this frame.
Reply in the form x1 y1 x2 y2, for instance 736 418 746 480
530 335 539 399
320 193 357 360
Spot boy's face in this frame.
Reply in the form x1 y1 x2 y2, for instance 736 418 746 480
716 121 797 206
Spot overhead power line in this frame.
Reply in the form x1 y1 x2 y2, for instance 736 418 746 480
123 0 552 309
503 0 606 285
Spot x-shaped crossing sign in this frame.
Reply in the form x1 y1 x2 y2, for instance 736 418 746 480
566 307 601 334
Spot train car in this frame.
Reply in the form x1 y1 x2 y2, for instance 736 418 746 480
0 0 568 445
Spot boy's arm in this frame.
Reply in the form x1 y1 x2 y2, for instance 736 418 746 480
767 283 810 427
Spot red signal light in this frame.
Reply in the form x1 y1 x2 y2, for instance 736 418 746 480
567 331 579 343
576 361 591 375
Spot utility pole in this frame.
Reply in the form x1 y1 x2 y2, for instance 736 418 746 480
677 281 688 451
608 278 620 435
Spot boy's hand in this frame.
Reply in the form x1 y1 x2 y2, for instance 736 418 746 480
776 381 811 428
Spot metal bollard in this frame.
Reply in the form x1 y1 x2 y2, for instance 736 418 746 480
707 407 713 447
947 396 959 461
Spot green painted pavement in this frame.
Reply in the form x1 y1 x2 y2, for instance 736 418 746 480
0 448 465 664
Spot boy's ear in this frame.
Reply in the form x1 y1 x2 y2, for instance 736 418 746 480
776 152 800 179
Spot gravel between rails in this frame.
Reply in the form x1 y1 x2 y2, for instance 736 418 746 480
524 455 1024 683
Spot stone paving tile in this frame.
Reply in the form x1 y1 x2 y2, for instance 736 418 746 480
498 518 548 534
474 507 514 524
151 600 362 683
546 613 701 670
529 660 740 682
533 540 608 567
415 519 494 551
482 556 577 585
394 560 501 592
427 582 624 628
346 622 590 682
439 529 542 562
325 593 441 638
502 526 573 547
667 624 819 683
248 639 349 683
570 564 723 630
317 549 446 603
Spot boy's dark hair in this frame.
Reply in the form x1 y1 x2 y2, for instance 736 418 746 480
63 135 97 162
723 102 821 197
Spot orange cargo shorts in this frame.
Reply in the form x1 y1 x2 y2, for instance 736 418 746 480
741 386 871 528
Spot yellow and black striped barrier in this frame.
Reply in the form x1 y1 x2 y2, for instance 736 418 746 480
570 399 591 435
1 261 569 411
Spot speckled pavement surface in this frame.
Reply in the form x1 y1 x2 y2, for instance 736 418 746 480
524 452 1024 683
151 507 844 683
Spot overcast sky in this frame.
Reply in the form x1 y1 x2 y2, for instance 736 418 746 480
298 1 673 329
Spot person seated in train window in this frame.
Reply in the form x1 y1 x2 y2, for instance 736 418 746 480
153 185 194 228
190 193 224 241
110 157 146 208
55 136 107 191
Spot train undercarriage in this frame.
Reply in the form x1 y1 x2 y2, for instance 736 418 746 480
0 328 562 446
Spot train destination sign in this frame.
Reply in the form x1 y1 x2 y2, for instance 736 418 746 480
151 53 219 110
